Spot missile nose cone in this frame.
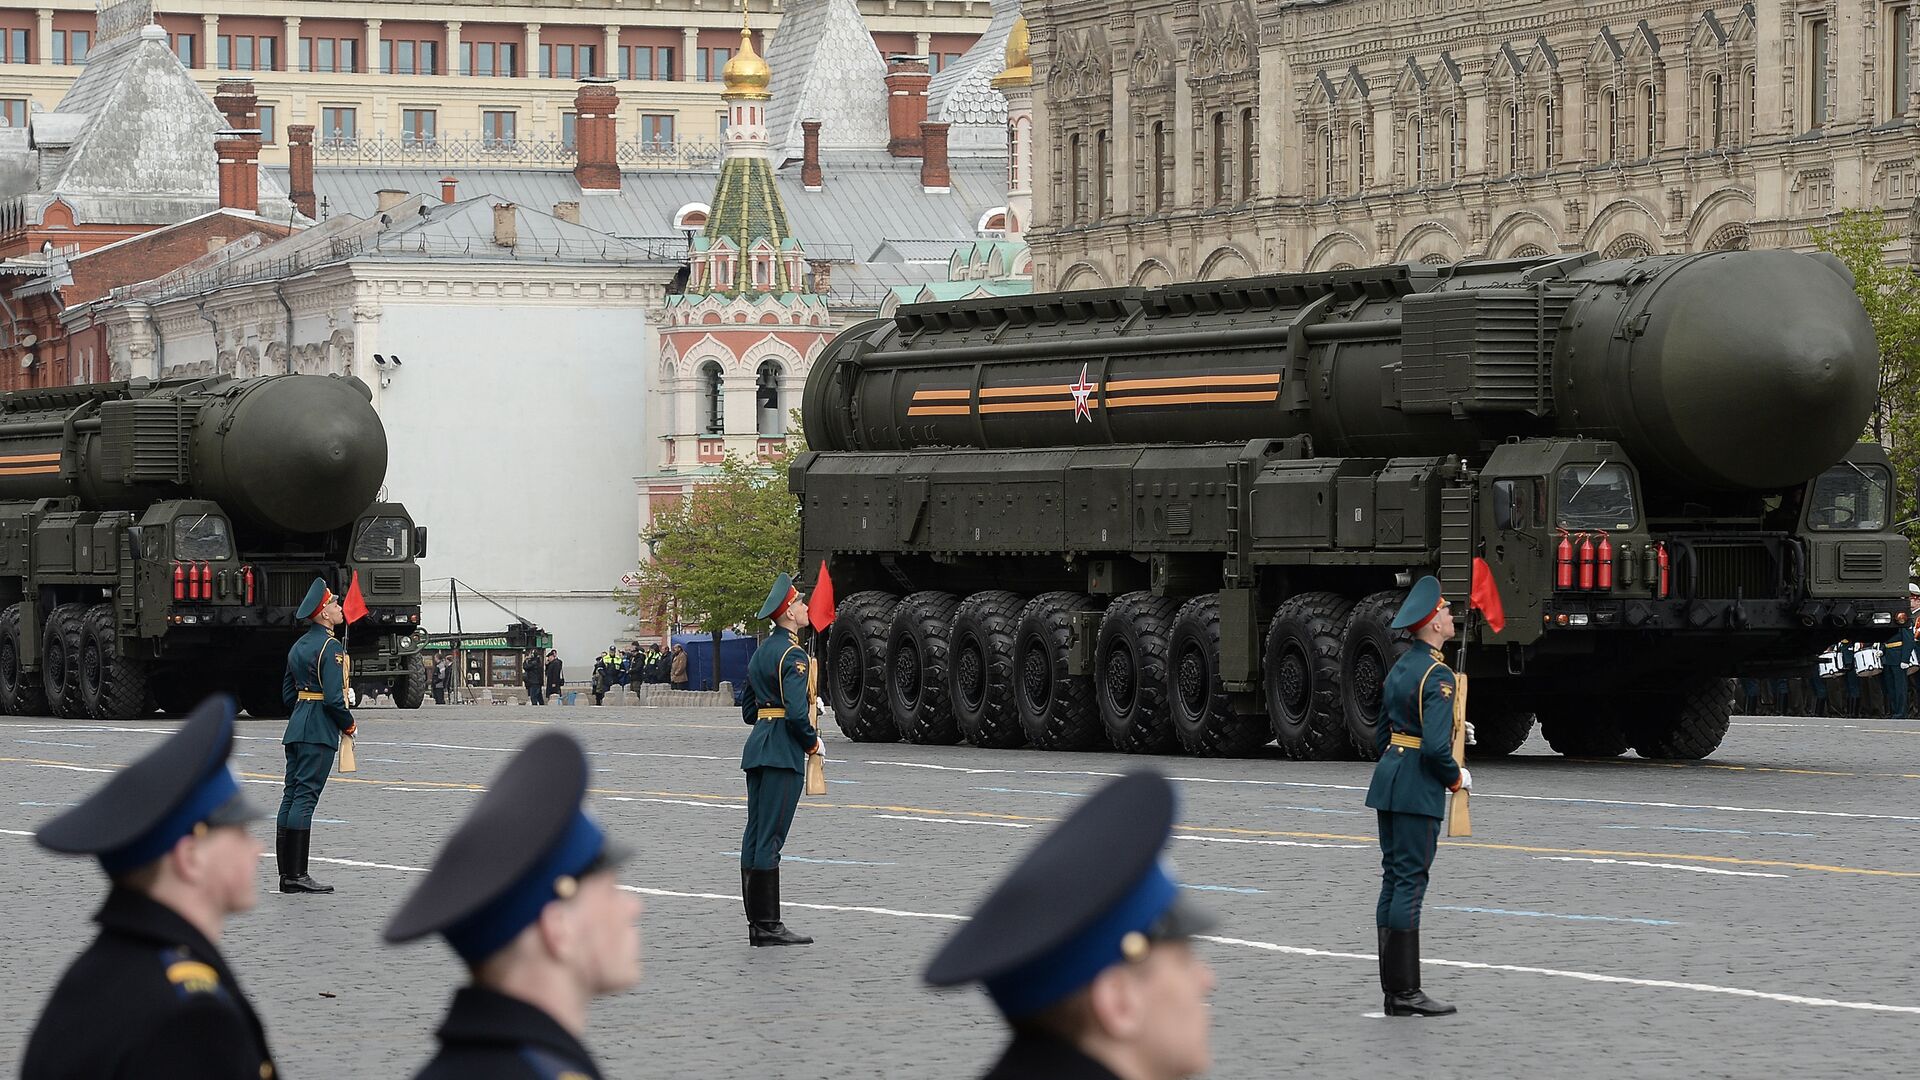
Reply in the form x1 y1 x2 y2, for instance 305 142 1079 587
1644 251 1877 490
215 376 389 533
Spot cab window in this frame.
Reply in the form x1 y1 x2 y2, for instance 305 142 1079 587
353 516 413 561
172 515 232 560
1556 463 1638 531
1807 464 1889 531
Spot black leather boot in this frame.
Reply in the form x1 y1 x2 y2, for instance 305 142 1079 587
275 827 294 890
741 868 754 931
1377 927 1392 1008
279 829 334 894
746 868 811 946
1384 929 1455 1017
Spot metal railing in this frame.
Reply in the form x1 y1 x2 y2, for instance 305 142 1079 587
312 134 723 169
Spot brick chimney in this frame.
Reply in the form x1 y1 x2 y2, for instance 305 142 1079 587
800 120 824 191
572 77 621 192
808 259 832 295
919 122 951 193
553 201 581 224
213 77 257 131
375 189 409 212
440 176 459 204
885 56 931 158
492 203 518 249
215 129 261 213
285 125 316 219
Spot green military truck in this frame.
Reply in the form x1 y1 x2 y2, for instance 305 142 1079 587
795 250 1909 761
0 373 426 721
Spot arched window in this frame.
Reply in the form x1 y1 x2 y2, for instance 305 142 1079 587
755 360 784 436
701 362 726 434
1351 122 1367 189
1746 66 1757 141
1213 111 1231 203
1095 129 1110 219
1410 113 1426 183
1152 121 1171 210
1321 126 1335 195
1444 110 1459 179
1068 134 1083 224
1506 101 1520 172
1539 97 1556 168
1709 74 1725 148
1642 81 1658 155
1239 107 1256 199
1604 89 1618 160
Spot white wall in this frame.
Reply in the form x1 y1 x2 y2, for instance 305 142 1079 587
376 298 650 673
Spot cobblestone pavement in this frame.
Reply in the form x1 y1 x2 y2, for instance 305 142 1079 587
2 704 1917 1079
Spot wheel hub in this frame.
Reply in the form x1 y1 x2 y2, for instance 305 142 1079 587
832 643 862 705
893 642 922 707
1176 646 1207 714
954 642 984 709
1021 645 1050 710
1277 649 1308 715
1103 645 1135 713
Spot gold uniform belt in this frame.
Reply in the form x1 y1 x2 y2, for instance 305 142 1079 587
297 691 324 701
1389 732 1422 750
756 707 784 720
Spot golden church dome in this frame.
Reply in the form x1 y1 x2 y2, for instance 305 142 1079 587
992 16 1031 89
722 22 772 100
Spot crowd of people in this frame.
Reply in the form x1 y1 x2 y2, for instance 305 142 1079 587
1741 628 1917 718
503 642 692 706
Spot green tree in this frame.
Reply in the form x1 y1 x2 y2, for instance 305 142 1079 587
619 438 802 686
1811 209 1920 549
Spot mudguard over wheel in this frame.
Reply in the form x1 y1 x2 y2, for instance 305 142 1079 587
826 591 899 742
0 603 48 715
1167 594 1270 757
1014 592 1103 750
42 603 89 720
1339 589 1411 760
887 591 962 745
1095 592 1179 755
79 604 149 721
1264 591 1355 760
948 590 1026 749
1539 699 1629 758
1631 678 1734 760
392 651 429 710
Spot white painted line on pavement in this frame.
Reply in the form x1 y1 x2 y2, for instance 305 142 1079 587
1175 835 1368 851
176 852 1920 1017
607 796 744 812
1535 856 1790 879
872 814 1031 828
29 764 112 774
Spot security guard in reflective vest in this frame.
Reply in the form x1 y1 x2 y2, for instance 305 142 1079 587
276 576 355 894
1364 575 1470 1017
738 572 822 946
385 732 639 1079
22 695 279 1080
925 771 1217 1080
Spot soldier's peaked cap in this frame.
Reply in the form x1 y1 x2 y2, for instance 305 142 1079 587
1391 575 1446 630
295 577 333 620
384 732 629 964
924 771 1213 1018
757 572 799 621
36 695 259 876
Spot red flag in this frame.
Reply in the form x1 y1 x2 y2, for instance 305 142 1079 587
341 570 370 625
1469 557 1506 634
808 561 836 633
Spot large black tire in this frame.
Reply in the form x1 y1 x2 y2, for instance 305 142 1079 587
1539 699 1629 758
1468 690 1537 759
239 670 289 719
888 591 962 745
1094 592 1180 754
1631 678 1734 760
1167 594 1270 757
949 590 1026 749
826 591 899 742
79 604 149 721
1339 589 1412 760
392 651 429 710
42 603 89 720
1014 592 1104 750
1264 591 1355 760
0 603 48 715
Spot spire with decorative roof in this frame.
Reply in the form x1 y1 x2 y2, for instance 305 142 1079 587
688 8 806 297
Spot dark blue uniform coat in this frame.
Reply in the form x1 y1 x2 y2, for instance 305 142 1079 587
739 628 817 870
412 986 602 1080
277 623 353 830
1883 627 1913 719
1364 646 1462 930
21 888 277 1080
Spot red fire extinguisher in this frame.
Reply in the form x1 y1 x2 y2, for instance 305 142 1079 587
1596 532 1614 591
1656 542 1671 599
1577 533 1596 590
1556 531 1574 589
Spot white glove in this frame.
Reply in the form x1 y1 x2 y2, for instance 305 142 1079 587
1465 721 1477 747
810 735 826 756
1454 766 1473 792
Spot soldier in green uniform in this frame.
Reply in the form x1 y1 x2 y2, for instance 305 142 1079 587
1883 624 1913 719
738 572 822 947
1364 575 1470 1018
275 577 355 895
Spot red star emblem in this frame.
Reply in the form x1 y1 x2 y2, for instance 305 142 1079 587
1068 363 1096 423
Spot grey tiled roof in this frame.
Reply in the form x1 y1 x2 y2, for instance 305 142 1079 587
928 0 1017 154
278 150 1006 264
761 0 891 162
